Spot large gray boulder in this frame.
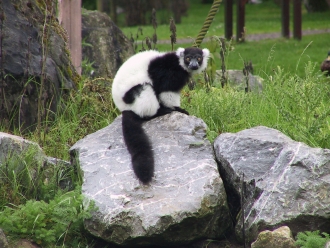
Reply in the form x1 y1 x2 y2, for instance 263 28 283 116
0 0 78 131
70 112 232 247
82 9 135 78
214 126 330 244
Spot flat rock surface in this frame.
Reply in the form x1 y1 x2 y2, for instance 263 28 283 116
70 112 231 246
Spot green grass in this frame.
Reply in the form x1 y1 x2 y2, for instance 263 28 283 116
120 0 330 41
123 0 329 78
149 32 329 79
210 33 330 78
182 61 330 149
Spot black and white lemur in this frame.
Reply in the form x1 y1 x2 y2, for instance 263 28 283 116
112 47 210 184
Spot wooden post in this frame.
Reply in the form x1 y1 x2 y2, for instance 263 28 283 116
58 0 82 75
236 0 245 42
225 0 233 40
281 0 290 38
293 0 302 40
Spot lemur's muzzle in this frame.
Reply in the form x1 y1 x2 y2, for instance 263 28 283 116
188 59 199 70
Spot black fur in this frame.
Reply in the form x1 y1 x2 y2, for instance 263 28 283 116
119 48 206 184
122 111 154 184
148 53 190 95
122 106 177 184
122 84 145 104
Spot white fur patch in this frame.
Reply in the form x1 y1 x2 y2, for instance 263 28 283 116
176 47 185 57
202 48 210 58
112 50 163 114
159 91 181 108
131 84 159 118
176 48 187 72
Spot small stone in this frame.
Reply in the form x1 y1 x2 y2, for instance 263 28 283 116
251 226 297 248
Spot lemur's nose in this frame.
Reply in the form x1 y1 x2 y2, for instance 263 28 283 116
189 60 199 70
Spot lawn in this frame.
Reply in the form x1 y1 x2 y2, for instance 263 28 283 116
120 0 330 40
120 0 329 78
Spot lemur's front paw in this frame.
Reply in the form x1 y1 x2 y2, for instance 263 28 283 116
174 107 189 115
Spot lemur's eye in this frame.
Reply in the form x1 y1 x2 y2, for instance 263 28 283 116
185 57 190 62
197 57 201 62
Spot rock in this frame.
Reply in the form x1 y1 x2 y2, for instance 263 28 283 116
325 240 330 248
0 132 71 189
0 132 45 167
0 0 78 131
15 239 40 248
81 9 135 78
0 229 9 248
251 226 297 248
215 70 263 92
214 126 330 244
70 112 232 247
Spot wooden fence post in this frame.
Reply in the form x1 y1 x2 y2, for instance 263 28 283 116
225 0 233 40
281 0 290 38
293 0 302 40
236 0 246 42
58 0 82 75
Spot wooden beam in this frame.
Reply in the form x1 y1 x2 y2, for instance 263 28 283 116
281 0 290 38
58 0 82 75
293 0 302 40
236 0 245 42
225 0 233 40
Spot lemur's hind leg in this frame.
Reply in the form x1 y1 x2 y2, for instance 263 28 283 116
142 105 173 120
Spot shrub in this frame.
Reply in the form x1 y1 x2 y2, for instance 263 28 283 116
295 230 330 248
0 189 95 247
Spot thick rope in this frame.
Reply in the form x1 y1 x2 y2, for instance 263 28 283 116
193 0 222 47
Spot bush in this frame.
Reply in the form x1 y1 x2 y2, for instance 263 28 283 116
0 189 95 247
295 230 330 248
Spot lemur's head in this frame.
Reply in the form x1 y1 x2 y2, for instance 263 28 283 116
176 47 210 74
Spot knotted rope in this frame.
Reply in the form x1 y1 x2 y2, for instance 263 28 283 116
193 0 222 47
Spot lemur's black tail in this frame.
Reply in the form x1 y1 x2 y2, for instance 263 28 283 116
122 111 154 184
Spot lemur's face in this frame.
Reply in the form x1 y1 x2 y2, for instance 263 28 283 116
176 47 210 74
183 48 204 71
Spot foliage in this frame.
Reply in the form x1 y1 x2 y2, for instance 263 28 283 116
295 230 330 248
0 147 42 209
25 78 119 161
0 189 95 247
183 61 330 149
0 146 80 210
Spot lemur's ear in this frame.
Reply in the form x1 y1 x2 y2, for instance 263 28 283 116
202 48 210 58
176 47 185 57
